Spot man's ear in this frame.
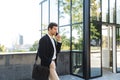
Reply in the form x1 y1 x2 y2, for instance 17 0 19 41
48 28 50 31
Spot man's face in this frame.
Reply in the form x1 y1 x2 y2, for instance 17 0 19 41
49 26 58 35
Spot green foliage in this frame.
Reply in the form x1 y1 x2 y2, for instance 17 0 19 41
0 44 6 52
60 0 83 23
90 0 101 21
59 0 83 50
12 49 26 52
29 40 39 51
90 23 100 39
59 0 101 50
61 35 70 50
72 0 83 23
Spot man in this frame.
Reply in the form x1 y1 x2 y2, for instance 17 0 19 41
37 22 62 80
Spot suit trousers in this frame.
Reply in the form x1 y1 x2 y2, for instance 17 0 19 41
49 61 60 80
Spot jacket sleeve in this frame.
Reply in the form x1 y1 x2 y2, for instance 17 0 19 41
56 42 62 53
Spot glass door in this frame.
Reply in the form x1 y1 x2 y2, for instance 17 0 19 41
102 25 113 72
90 22 102 78
116 26 120 72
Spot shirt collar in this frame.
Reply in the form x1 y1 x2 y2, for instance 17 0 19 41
47 33 53 39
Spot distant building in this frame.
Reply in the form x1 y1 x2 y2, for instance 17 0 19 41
19 35 23 45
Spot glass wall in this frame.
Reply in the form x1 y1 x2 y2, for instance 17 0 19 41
40 0 120 79
71 0 83 77
59 26 70 51
58 0 84 77
71 24 83 77
90 0 102 78
58 0 71 51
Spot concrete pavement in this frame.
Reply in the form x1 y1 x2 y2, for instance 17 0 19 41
59 71 120 80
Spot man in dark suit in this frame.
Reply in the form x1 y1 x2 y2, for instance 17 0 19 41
37 22 62 80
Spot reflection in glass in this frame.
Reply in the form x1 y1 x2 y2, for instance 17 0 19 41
116 0 120 24
50 0 58 23
72 0 83 23
71 23 83 77
59 0 70 26
72 24 83 51
59 26 70 50
42 1 49 29
42 30 47 37
72 52 83 77
90 0 101 21
90 1 102 77
110 0 115 23
102 0 108 22
90 22 101 77
116 27 120 72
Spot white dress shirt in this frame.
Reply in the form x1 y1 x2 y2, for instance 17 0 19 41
47 34 57 60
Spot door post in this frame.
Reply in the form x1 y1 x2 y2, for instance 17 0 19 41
83 0 90 79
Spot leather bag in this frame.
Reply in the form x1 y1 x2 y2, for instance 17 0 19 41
32 53 49 80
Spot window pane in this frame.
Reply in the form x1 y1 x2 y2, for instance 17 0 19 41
50 0 58 23
109 0 115 23
72 24 83 51
102 0 108 22
59 26 70 51
71 23 84 77
71 52 83 77
116 0 120 24
59 0 70 26
90 0 101 21
42 1 49 29
72 0 83 23
90 22 102 77
116 27 120 72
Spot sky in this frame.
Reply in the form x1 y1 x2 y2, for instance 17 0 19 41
0 0 41 48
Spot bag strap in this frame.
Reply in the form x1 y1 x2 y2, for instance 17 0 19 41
34 52 39 64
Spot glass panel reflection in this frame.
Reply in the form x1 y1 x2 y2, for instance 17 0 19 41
90 0 102 77
109 0 115 23
72 0 83 23
72 52 83 76
71 23 83 77
50 0 58 23
90 0 101 21
102 0 108 22
90 22 101 77
72 24 83 51
59 26 70 51
116 27 120 72
116 0 120 24
42 1 49 29
59 0 70 26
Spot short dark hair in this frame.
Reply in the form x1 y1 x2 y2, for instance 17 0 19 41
48 22 58 30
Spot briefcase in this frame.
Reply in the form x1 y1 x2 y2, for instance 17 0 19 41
32 53 49 80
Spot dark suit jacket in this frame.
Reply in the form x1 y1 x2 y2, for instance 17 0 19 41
37 34 62 68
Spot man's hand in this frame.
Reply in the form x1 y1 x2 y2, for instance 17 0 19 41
55 34 61 42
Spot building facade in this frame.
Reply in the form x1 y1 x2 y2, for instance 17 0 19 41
39 0 120 79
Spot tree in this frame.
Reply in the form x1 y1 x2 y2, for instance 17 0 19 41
29 40 39 51
59 0 83 50
0 44 6 52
